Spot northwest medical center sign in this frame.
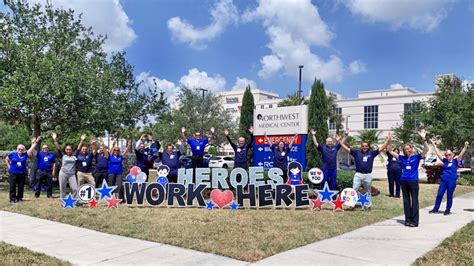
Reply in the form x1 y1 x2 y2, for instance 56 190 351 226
253 105 309 170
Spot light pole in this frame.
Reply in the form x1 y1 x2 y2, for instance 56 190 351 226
345 115 351 165
297 65 304 101
198 88 208 129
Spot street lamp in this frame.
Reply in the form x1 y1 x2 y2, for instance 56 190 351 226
298 65 304 101
198 88 208 129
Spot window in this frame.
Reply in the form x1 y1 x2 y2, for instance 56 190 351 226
404 102 421 114
329 107 342 130
364 105 378 129
268 104 273 108
226 97 239 104
404 102 421 127
260 105 264 109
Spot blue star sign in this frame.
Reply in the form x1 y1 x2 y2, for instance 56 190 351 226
357 192 371 208
96 180 116 201
206 201 214 210
230 202 239 211
61 193 77 209
316 183 338 202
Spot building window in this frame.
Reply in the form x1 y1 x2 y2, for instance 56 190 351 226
329 107 342 130
268 104 273 108
404 102 421 127
364 105 378 129
226 97 239 104
260 105 264 109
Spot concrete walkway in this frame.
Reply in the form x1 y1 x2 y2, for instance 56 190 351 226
1 192 473 265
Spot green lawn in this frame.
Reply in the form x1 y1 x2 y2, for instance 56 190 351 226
414 221 474 266
0 241 70 266
1 181 473 262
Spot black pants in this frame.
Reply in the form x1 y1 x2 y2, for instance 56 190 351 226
108 174 123 199
36 170 53 198
94 171 108 188
401 180 419 225
139 166 150 182
192 155 204 168
234 163 249 170
387 169 401 197
9 173 26 202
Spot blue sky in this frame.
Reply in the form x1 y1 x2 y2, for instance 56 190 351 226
4 0 474 99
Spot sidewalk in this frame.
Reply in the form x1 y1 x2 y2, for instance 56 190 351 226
1 192 473 265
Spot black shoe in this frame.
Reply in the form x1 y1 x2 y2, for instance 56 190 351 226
429 209 438 214
444 210 451 215
407 223 417 227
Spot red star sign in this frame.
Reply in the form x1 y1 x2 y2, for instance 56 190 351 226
332 195 345 212
106 195 122 208
311 197 324 211
89 198 98 208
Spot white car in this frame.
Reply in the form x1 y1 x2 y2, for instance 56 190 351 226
208 156 234 169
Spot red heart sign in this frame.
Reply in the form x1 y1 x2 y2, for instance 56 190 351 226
210 189 234 209
317 171 322 175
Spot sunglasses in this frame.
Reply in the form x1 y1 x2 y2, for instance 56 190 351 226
446 154 453 157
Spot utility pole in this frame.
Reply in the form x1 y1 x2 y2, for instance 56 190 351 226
297 65 304 102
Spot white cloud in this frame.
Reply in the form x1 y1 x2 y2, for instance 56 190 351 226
243 0 344 82
232 77 258 91
390 83 406 90
344 0 453 32
167 0 238 50
30 0 136 53
136 72 178 101
179 68 226 92
349 60 367 74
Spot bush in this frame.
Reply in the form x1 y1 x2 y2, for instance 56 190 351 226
457 173 474 186
426 165 442 184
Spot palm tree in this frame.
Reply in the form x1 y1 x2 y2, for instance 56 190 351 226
355 129 382 146
278 93 308 106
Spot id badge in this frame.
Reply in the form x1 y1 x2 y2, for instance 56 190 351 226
406 165 412 170
448 163 452 167
170 155 175 159
281 152 286 156
44 157 49 162
196 146 200 150
82 162 87 167
237 148 241 153
363 156 368 162
17 162 22 167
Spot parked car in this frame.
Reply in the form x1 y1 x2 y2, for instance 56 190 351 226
422 155 443 169
179 155 193 169
203 154 211 167
208 156 234 169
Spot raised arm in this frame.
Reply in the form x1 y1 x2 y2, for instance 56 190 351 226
77 134 86 151
419 129 429 158
102 139 109 159
378 134 392 152
431 140 443 161
91 137 98 156
122 139 132 157
207 127 215 145
136 134 145 150
51 132 61 155
246 126 254 146
109 139 117 154
288 133 298 149
27 137 38 157
224 128 236 148
310 129 319 147
457 141 469 160
336 134 350 153
5 154 11 169
181 127 188 144
264 131 272 147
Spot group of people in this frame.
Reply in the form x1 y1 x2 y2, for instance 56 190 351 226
5 127 470 227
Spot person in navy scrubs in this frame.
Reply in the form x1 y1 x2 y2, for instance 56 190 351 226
310 128 342 190
223 127 254 169
387 130 429 227
430 140 469 215
157 142 184 183
264 131 298 182
94 139 109 187
386 147 402 198
27 136 56 198
5 141 35 204
181 127 214 169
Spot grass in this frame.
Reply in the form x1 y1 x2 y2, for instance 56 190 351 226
1 181 473 262
414 221 474 266
0 241 70 266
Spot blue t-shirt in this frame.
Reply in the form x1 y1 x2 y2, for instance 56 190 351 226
75 151 94 173
159 151 182 176
317 143 341 170
399 154 422 181
187 138 208 156
95 153 109 172
37 152 56 171
350 149 380 174
387 153 402 172
8 152 28 174
270 145 291 171
108 155 123 174
441 158 458 180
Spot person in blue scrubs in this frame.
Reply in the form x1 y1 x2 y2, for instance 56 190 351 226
181 127 214 169
264 131 298 182
223 127 254 169
429 141 469 215
108 139 131 199
310 128 342 191
386 147 402 198
27 136 56 198
5 141 35 205
387 130 429 227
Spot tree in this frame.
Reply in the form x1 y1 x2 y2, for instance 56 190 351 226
392 106 423 149
355 129 382 146
0 1 149 140
306 79 329 168
238 85 255 162
0 121 30 150
327 93 344 133
278 93 308 107
147 87 236 149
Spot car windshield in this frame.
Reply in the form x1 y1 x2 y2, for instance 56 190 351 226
210 156 222 160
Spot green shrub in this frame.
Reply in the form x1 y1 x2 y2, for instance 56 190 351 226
457 173 474 186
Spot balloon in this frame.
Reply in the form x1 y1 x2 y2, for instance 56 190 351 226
126 174 137 183
308 168 324 184
130 166 141 176
136 172 147 183
341 188 359 207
